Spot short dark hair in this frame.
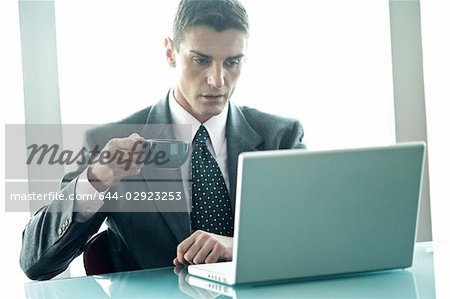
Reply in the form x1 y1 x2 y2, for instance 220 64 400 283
172 0 249 50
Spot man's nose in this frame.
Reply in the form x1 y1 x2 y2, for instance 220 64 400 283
207 63 225 89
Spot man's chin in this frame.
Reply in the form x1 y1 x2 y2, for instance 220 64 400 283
197 107 226 122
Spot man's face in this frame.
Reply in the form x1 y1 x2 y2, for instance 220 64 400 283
165 26 247 123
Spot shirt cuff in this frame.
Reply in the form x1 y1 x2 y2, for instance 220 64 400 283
73 168 106 223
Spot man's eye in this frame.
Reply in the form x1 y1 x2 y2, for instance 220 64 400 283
225 59 241 67
193 57 210 65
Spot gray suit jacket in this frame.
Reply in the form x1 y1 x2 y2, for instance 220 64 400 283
20 94 305 280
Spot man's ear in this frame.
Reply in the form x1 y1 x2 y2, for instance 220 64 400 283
164 37 176 67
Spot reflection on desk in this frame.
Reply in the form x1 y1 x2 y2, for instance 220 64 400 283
25 242 435 299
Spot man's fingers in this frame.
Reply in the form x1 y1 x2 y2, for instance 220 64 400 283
192 238 215 264
100 163 142 179
108 134 145 151
183 239 206 264
176 235 196 265
204 243 222 264
173 257 182 266
104 136 148 170
114 156 145 170
117 166 142 176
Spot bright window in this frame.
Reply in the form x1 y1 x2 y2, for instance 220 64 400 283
55 0 395 150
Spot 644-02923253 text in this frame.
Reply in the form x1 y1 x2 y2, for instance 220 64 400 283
103 191 182 201
9 191 182 202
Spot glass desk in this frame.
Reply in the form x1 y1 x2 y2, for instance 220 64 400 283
25 242 435 298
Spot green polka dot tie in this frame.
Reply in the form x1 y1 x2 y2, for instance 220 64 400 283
191 125 233 236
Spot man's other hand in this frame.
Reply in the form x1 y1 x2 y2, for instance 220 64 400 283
173 230 233 265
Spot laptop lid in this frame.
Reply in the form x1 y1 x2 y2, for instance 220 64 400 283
188 142 426 285
231 142 425 284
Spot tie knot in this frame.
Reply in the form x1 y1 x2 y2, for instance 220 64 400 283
194 125 209 146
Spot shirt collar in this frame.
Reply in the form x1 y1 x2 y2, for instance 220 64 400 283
168 89 228 156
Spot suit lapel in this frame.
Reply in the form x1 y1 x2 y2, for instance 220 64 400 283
226 103 263 212
138 95 191 243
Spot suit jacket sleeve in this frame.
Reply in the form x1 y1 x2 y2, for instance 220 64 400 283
19 131 107 281
288 119 306 149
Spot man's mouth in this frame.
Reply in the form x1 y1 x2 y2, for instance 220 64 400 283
202 94 225 101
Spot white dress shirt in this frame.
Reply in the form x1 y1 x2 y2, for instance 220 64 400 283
168 90 230 192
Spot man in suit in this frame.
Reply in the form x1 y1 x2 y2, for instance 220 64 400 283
20 0 305 280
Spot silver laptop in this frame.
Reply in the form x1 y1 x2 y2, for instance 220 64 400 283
188 142 426 285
